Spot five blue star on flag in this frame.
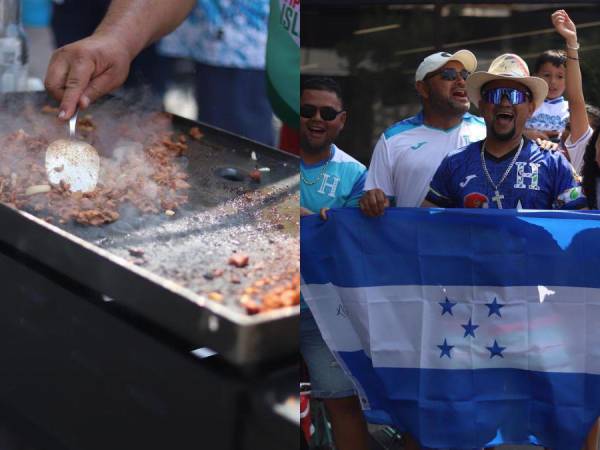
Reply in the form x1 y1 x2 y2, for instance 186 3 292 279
438 296 507 361
439 297 457 316
487 340 506 358
486 297 504 317
438 338 454 358
461 317 479 338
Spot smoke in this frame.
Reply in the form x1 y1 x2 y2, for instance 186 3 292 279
0 92 191 227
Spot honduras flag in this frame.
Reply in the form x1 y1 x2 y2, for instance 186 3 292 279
301 208 600 450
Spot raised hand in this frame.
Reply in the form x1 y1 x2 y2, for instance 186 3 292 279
551 9 578 45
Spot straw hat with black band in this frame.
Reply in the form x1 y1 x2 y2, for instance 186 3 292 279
466 53 549 111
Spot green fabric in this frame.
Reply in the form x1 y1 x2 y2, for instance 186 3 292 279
266 0 299 129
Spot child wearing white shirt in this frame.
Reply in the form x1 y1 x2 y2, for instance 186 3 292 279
525 50 569 142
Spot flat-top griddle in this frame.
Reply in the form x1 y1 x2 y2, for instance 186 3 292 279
0 92 299 366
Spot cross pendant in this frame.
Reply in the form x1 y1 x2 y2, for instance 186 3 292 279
492 190 504 208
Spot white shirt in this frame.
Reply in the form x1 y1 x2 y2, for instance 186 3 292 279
365 112 487 207
526 97 569 133
565 126 593 174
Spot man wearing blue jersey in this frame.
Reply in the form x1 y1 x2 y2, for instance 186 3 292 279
423 53 586 210
300 77 370 450
360 50 487 215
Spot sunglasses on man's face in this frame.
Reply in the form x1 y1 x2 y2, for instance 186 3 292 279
300 104 344 121
482 87 532 105
425 68 471 82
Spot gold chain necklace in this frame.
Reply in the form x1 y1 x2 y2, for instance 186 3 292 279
301 149 332 185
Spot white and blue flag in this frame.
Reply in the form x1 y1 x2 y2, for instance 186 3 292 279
301 208 600 449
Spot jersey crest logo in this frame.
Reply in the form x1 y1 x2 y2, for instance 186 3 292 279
513 162 541 190
318 173 340 198
464 192 489 208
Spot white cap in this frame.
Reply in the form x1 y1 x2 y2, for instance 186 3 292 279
415 50 477 82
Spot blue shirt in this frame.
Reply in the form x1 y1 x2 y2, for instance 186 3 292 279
301 144 367 212
426 139 586 210
158 0 269 69
301 144 367 310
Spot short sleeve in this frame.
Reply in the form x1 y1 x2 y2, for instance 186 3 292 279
425 157 455 207
553 154 587 209
365 135 394 196
345 170 367 207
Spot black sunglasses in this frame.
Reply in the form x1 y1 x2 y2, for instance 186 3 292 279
300 104 344 121
425 68 471 82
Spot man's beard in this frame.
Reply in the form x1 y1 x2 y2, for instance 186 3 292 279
300 135 330 155
429 91 469 117
488 121 516 141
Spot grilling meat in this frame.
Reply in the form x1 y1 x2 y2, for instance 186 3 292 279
0 110 191 226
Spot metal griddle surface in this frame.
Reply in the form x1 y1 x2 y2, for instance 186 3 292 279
0 92 299 366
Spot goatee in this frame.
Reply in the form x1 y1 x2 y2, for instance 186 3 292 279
300 136 329 155
489 123 516 142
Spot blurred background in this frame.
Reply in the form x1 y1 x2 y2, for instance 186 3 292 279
301 1 600 165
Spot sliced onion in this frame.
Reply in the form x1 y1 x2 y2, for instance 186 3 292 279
25 184 51 196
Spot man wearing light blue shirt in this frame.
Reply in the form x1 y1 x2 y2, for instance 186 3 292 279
300 77 370 450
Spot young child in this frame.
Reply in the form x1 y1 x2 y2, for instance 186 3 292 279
524 49 569 142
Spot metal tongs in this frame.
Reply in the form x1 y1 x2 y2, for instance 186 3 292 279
45 108 100 192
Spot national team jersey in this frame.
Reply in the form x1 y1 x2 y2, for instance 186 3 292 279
525 96 569 133
365 111 486 207
426 139 586 210
300 144 366 310
300 144 366 213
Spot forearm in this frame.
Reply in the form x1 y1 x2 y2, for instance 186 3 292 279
563 25 588 141
94 0 196 60
565 42 584 108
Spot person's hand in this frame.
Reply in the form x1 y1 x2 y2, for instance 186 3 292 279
44 34 133 120
536 138 559 152
524 128 551 142
300 207 315 216
552 9 578 45
359 189 390 217
319 207 330 220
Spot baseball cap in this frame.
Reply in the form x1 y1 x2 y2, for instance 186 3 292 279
415 50 477 82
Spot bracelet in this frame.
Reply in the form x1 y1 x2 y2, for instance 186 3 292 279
567 42 580 50
567 55 579 61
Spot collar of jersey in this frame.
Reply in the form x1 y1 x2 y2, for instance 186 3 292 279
545 96 565 105
301 144 335 169
483 138 531 163
421 111 472 133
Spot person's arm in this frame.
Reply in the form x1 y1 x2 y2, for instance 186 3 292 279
524 128 551 142
553 9 589 143
360 135 395 216
421 199 439 208
421 156 455 208
553 153 588 210
45 0 196 120
346 169 367 207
